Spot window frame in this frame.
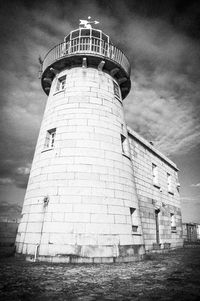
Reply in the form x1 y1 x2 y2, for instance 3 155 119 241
120 134 130 159
170 213 176 232
152 163 160 188
113 81 122 102
43 128 56 151
55 75 66 93
130 207 139 234
167 172 174 194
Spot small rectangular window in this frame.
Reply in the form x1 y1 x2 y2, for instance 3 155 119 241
170 213 176 231
167 173 173 194
152 163 159 187
121 134 130 158
113 81 121 99
121 134 126 154
130 208 138 233
44 128 56 149
56 75 66 92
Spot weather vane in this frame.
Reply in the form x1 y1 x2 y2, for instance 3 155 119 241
79 16 99 29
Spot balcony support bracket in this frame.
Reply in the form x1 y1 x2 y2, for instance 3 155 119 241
98 60 105 71
43 77 52 84
44 87 50 92
118 77 127 85
50 67 59 75
82 57 87 68
110 67 119 77
121 87 129 92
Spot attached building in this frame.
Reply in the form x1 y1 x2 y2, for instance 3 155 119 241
128 128 183 251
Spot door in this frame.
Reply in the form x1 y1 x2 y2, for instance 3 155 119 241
155 209 160 244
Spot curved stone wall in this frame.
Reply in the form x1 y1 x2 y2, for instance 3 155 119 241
16 67 144 262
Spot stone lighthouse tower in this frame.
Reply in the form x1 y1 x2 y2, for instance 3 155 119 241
16 18 144 263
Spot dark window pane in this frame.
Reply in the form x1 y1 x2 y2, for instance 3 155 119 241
65 35 70 42
71 30 79 39
81 29 90 36
132 226 138 232
102 33 108 43
92 29 100 38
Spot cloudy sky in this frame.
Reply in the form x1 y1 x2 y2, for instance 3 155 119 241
0 0 200 223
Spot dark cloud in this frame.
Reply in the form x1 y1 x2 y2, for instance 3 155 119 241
0 0 200 222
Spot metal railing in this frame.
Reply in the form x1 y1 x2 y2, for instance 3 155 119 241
42 36 130 76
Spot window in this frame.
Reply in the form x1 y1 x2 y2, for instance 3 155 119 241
170 213 176 231
167 173 173 194
121 134 130 158
56 75 66 92
152 163 159 187
44 128 56 149
130 208 138 233
113 81 121 100
121 134 126 153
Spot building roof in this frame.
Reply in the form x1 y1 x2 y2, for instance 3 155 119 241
127 126 179 171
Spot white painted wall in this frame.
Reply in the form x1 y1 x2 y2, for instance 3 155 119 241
16 67 144 261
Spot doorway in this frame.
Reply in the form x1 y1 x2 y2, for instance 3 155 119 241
155 209 160 244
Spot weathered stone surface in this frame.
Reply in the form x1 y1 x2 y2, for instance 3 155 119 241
15 29 183 261
128 128 183 251
16 67 144 259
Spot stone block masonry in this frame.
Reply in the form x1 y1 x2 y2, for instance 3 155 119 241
15 25 183 262
16 67 145 262
128 128 183 252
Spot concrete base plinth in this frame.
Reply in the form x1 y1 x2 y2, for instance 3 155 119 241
24 254 145 264
16 243 145 263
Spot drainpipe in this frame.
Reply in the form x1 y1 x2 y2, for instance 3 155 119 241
34 244 39 262
35 196 49 262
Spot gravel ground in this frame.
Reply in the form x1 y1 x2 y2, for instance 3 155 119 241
0 248 200 301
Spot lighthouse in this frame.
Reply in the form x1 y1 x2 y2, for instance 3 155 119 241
15 18 145 263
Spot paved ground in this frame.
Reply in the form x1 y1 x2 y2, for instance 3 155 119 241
0 248 200 301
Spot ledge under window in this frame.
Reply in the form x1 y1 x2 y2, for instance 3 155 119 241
122 152 131 160
41 147 54 153
115 96 122 104
153 183 160 189
53 89 65 96
132 233 142 236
